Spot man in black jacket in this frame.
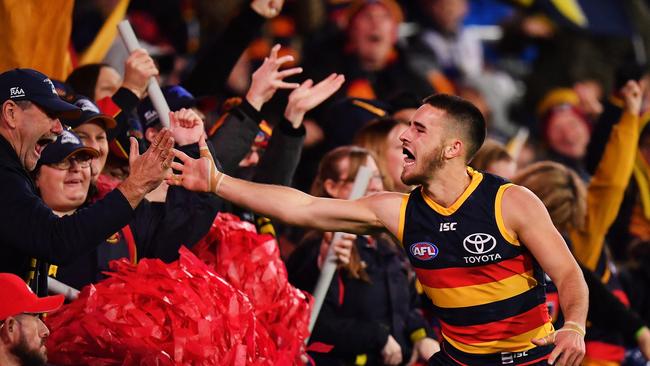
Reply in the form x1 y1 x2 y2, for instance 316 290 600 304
0 68 174 295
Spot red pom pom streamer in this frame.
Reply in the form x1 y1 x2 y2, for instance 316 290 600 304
192 213 313 365
46 213 312 365
46 247 276 365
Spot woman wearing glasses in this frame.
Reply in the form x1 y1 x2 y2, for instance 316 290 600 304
32 129 116 290
33 96 215 291
34 130 97 216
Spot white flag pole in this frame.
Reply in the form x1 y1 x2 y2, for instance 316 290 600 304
117 20 171 128
306 165 373 342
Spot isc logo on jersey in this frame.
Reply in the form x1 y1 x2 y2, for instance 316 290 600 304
409 242 439 261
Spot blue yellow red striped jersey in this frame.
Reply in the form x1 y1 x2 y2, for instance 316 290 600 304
398 168 554 363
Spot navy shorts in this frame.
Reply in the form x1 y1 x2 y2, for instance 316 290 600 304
428 342 553 366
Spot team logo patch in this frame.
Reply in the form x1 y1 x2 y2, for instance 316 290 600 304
463 233 496 255
43 78 57 95
75 98 100 113
60 130 81 145
10 87 25 98
409 242 439 261
144 109 159 123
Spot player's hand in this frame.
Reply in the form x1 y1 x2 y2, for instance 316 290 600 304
406 337 440 365
284 73 345 128
246 44 302 111
317 232 354 269
532 322 585 366
382 334 403 366
167 137 219 193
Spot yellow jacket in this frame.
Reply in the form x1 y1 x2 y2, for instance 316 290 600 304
570 109 640 280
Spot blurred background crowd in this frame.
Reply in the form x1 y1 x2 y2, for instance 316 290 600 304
2 0 650 365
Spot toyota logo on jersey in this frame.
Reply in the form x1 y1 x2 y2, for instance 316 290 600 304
409 242 439 260
463 233 497 254
462 233 501 264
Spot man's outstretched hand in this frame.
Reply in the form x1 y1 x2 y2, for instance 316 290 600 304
119 130 175 208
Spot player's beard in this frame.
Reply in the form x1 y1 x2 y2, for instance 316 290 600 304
10 332 47 366
401 145 445 186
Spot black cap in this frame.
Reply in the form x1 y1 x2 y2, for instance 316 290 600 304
0 68 81 119
324 97 390 147
138 85 196 129
64 95 117 129
39 129 99 166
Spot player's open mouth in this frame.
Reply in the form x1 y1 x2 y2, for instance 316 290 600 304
403 147 415 166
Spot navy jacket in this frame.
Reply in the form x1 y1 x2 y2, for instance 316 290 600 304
50 141 224 290
0 135 134 295
287 234 431 365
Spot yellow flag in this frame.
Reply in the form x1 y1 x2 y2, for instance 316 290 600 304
0 0 74 79
511 0 588 27
550 0 588 27
79 0 131 65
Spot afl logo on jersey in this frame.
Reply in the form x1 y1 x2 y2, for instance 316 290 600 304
463 233 497 254
410 242 439 261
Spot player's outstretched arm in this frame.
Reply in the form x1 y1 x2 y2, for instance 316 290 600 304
501 185 588 366
167 139 403 235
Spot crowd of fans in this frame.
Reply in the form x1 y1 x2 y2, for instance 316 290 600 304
2 0 650 365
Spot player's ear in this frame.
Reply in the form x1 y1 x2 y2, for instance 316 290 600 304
444 139 463 159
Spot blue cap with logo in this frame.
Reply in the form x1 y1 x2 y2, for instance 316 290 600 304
38 129 99 166
0 68 81 119
64 95 117 129
137 85 196 129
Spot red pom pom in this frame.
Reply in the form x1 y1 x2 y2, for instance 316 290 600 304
193 213 313 364
46 248 277 365
46 213 312 365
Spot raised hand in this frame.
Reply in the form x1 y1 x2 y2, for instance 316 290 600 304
621 79 642 116
574 81 603 118
118 130 175 208
250 0 284 18
532 321 585 366
284 73 345 127
246 44 302 111
167 137 219 193
121 49 159 99
169 108 204 146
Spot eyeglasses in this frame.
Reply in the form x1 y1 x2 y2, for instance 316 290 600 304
49 155 92 170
